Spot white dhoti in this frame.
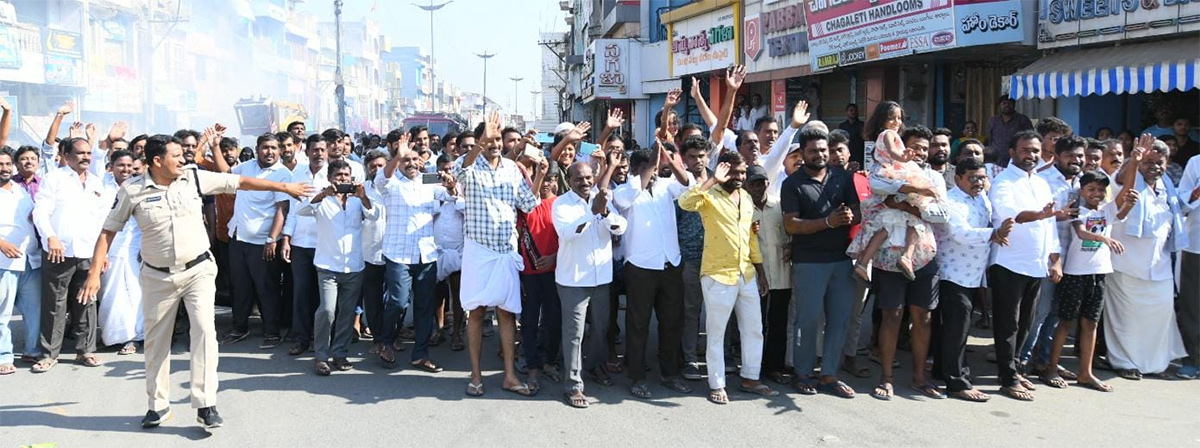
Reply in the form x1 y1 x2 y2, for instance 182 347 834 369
436 247 463 282
458 239 523 313
1104 272 1186 373
99 222 144 346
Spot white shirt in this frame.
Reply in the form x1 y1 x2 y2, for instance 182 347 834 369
434 194 465 252
552 189 627 287
282 164 331 249
753 197 790 290
988 163 1061 277
374 169 453 264
1110 178 1175 281
736 115 754 133
1064 202 1120 276
750 105 769 122
361 180 386 265
0 183 40 271
229 161 292 244
329 157 367 182
1178 154 1200 254
935 186 994 288
1038 165 1079 253
298 194 379 273
32 166 113 258
613 174 687 270
761 125 801 199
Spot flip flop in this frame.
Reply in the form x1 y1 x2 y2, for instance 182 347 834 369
870 382 894 401
541 366 563 383
707 389 729 405
738 383 779 397
118 342 139 355
817 380 856 399
31 358 57 373
75 354 102 367
411 359 443 373
603 361 624 374
1077 379 1113 392
1040 373 1068 389
565 391 590 409
0 364 15 375
314 361 332 376
1000 386 1035 401
792 378 818 395
949 389 991 402
911 381 946 399
503 383 536 397
1117 369 1142 381
465 382 484 397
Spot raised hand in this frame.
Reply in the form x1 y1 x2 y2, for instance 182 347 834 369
1135 133 1155 155
713 162 732 183
441 172 457 194
664 88 683 108
85 123 97 141
725 65 747 90
57 100 75 116
791 100 811 128
604 108 624 130
592 188 609 215
568 122 592 142
688 76 701 99
0 96 10 111
107 121 128 142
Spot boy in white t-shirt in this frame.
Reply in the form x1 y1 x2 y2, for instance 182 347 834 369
1047 171 1137 392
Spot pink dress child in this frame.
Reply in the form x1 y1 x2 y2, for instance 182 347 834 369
846 129 939 273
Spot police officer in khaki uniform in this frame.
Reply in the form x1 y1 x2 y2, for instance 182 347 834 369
78 134 312 430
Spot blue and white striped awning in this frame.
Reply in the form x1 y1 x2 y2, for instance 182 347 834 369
1007 37 1199 100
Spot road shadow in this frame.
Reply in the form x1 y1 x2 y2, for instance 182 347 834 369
0 403 212 441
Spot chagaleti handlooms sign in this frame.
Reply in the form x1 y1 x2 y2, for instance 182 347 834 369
804 0 957 71
669 5 740 77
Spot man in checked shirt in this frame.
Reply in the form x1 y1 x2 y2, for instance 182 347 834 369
454 111 548 397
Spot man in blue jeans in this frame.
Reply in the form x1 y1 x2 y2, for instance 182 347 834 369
374 139 456 372
780 128 860 399
0 148 41 374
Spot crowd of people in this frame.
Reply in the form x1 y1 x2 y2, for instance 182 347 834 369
0 66 1198 429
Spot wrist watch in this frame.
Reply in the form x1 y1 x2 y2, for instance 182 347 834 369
265 236 276 244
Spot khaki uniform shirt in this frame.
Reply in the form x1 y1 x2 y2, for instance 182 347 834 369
103 168 240 268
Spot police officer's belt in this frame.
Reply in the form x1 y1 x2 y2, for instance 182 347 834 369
144 252 211 274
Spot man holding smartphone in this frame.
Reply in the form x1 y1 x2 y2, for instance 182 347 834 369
373 140 457 372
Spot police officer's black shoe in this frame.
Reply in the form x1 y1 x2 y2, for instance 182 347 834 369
141 408 171 428
197 406 223 429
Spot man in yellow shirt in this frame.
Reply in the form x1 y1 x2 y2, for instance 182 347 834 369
678 151 777 405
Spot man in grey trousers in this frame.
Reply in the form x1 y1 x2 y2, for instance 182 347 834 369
552 161 626 408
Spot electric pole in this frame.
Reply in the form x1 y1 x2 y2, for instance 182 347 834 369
476 52 495 116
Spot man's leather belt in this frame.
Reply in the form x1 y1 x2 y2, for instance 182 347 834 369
145 252 211 274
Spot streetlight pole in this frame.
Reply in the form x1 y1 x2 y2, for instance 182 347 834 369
334 0 346 131
530 90 540 122
414 1 452 112
475 52 495 116
509 76 523 117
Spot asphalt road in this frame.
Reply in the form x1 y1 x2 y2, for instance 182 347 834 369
3 308 1198 447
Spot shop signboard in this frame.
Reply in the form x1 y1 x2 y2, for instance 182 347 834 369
44 54 81 85
954 0 1025 46
668 5 740 77
0 25 20 69
743 1 811 76
804 0 957 72
1039 0 1200 48
582 39 641 102
44 29 82 58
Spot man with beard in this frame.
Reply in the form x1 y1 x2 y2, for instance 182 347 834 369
760 102 811 200
745 164 793 384
1023 135 1086 387
986 96 1033 166
680 151 777 404
930 128 955 186
678 135 712 380
455 111 547 397
175 129 202 166
281 135 331 355
782 128 861 399
1034 118 1073 172
0 148 41 374
30 137 114 372
987 130 1071 401
12 146 42 202
218 133 293 349
96 151 144 356
613 136 692 399
827 129 873 379
130 135 149 161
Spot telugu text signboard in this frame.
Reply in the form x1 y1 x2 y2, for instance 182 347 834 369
954 0 1026 47
582 39 641 102
669 5 740 77
804 0 957 72
1038 0 1200 48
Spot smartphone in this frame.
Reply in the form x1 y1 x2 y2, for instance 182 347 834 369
335 183 355 194
421 172 442 184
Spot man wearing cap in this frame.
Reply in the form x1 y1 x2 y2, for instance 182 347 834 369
744 164 792 384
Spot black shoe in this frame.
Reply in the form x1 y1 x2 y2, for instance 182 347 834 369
260 336 282 349
197 406 223 429
141 408 171 428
